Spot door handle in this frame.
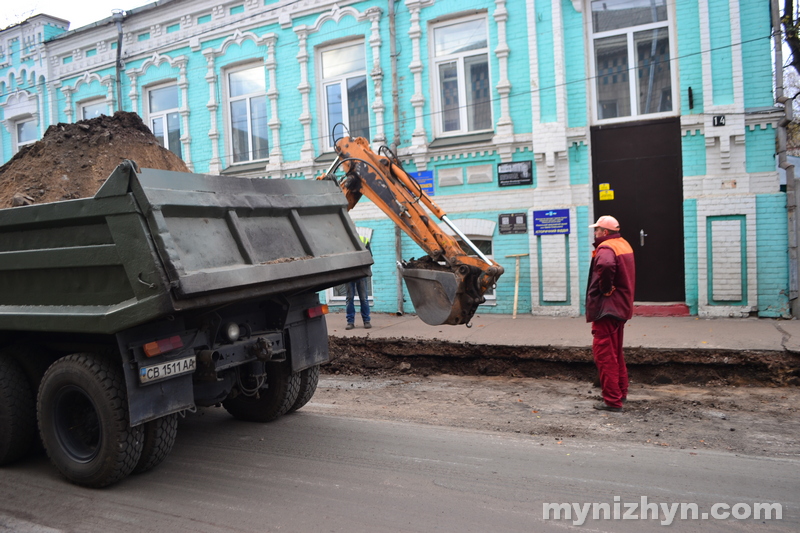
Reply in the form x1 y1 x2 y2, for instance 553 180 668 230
640 229 648 247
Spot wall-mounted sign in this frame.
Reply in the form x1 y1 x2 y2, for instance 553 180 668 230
533 209 570 235
499 213 527 234
598 182 614 201
409 170 435 196
713 115 726 127
497 161 533 187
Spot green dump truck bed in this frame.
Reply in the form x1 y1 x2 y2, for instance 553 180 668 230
0 162 372 334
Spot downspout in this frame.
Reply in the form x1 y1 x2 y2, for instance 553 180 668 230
772 0 799 315
389 0 405 315
112 9 125 112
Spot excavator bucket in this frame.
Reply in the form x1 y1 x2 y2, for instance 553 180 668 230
400 265 479 326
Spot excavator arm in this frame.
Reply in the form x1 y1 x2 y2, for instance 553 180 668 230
321 136 504 326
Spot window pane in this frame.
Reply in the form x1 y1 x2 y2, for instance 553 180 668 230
591 0 668 33
434 19 487 57
635 29 671 114
439 61 460 132
250 95 269 160
322 43 365 78
17 121 37 143
149 85 178 112
229 67 265 97
326 84 344 145
167 112 182 158
465 55 491 131
231 100 249 163
594 35 630 119
151 117 165 146
82 101 107 120
347 76 370 140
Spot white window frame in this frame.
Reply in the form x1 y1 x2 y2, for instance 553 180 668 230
455 236 496 302
225 63 269 165
14 117 37 152
588 0 678 125
146 82 182 157
79 98 108 120
317 40 371 151
430 14 493 138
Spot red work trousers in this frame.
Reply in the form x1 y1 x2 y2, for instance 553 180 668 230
591 317 629 408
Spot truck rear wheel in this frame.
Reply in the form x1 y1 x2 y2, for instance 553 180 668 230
133 413 178 474
37 353 143 487
222 363 300 422
0 355 38 465
287 365 320 414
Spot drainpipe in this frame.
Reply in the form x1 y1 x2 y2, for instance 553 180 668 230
772 0 799 315
389 0 405 315
112 9 125 112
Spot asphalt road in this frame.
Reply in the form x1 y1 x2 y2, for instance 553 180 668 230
0 408 796 533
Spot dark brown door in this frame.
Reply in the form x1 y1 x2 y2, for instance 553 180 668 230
590 118 684 302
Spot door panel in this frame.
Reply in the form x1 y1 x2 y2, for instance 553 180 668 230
591 118 684 302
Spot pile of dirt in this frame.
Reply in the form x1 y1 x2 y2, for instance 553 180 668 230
0 111 189 208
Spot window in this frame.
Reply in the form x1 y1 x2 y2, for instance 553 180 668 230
80 99 107 120
15 118 37 151
431 16 492 136
590 0 674 122
148 84 182 158
227 65 269 163
319 42 370 149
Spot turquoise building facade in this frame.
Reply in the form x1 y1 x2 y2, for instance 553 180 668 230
0 0 788 319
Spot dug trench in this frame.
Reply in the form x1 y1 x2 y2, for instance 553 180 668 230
303 337 800 458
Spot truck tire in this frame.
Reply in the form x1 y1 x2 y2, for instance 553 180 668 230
222 363 301 422
133 413 178 474
287 365 320 414
0 355 38 465
37 353 143 488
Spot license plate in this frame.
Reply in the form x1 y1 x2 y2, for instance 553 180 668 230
140 356 196 384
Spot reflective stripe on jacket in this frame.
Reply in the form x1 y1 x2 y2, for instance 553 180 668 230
585 234 635 323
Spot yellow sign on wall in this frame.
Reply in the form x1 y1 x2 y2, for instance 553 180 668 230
599 189 615 201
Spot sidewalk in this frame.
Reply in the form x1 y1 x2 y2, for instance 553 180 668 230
329 311 800 353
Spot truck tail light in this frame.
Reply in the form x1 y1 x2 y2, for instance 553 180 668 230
144 335 184 357
306 304 329 318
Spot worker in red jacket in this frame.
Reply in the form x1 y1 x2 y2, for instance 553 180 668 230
586 215 635 412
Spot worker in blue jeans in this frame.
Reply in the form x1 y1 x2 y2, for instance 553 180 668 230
346 235 372 330
345 277 371 330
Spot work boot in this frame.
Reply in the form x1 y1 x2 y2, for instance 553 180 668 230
593 401 622 412
346 323 354 330
364 321 372 329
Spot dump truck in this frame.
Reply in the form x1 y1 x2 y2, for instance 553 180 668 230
0 161 372 487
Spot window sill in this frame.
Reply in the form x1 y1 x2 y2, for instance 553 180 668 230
315 152 338 164
429 132 494 149
221 161 267 175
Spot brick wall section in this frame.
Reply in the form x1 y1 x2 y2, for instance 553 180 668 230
708 0 733 105
746 125 777 173
569 143 589 186
756 194 791 317
740 0 775 108
563 0 586 128
676 0 704 114
710 218 745 301
536 0 557 123
683 199 699 314
681 131 706 177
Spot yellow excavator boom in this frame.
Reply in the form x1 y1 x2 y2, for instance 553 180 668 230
321 136 504 326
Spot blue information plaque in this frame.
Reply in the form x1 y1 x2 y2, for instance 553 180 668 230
533 209 570 235
409 170 434 196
